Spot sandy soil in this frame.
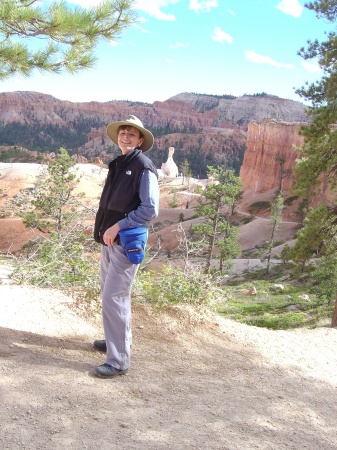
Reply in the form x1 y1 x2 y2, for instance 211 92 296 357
1 278 337 450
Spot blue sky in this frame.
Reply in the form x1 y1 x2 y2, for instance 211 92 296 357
0 0 332 104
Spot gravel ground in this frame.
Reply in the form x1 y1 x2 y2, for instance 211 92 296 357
1 280 337 450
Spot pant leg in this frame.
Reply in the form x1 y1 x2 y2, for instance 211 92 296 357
100 244 138 370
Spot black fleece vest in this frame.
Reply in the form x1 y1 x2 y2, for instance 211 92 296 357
94 149 158 244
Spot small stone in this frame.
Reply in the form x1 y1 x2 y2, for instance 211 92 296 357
272 284 284 291
285 304 301 311
247 287 257 296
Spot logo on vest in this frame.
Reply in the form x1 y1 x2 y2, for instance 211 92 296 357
126 170 132 175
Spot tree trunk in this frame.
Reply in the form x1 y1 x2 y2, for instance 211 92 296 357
331 291 337 327
204 209 220 274
204 234 215 274
266 223 276 274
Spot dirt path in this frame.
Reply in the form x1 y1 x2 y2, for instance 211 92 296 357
1 284 337 450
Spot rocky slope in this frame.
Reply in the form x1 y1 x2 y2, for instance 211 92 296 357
0 160 301 257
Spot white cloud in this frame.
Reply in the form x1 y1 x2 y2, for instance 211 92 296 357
245 50 294 68
212 27 233 44
227 8 235 16
190 0 218 13
68 0 178 20
169 42 188 49
134 0 179 21
166 58 173 64
301 61 322 73
276 0 303 18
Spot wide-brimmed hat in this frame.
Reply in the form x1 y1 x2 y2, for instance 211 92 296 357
106 115 154 152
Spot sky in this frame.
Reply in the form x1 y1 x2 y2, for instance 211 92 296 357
0 0 333 105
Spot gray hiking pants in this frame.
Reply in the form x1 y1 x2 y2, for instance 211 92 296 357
100 244 139 370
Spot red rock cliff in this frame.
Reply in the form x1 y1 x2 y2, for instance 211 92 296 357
240 119 304 193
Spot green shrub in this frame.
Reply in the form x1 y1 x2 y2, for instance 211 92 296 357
168 189 178 208
249 201 271 213
133 263 223 308
284 195 298 206
241 216 254 224
216 280 334 329
246 312 308 330
12 233 100 292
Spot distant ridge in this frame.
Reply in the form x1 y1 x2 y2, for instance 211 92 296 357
0 91 309 178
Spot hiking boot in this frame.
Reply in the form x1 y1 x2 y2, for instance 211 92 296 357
93 339 107 352
95 363 128 378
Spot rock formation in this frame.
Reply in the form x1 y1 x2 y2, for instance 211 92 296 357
0 91 308 147
240 119 304 193
161 147 179 177
72 154 88 163
0 91 310 180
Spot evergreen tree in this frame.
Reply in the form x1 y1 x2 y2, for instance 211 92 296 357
294 1 337 198
218 225 241 274
293 0 337 325
22 148 82 237
266 191 284 274
0 0 136 79
192 167 242 274
180 159 193 185
15 148 99 291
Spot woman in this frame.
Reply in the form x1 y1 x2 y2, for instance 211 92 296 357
93 115 159 378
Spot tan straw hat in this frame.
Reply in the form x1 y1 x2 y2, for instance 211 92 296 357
106 115 154 152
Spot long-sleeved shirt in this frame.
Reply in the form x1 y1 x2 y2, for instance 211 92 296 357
118 169 159 229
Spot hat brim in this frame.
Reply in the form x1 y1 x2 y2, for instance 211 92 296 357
106 121 154 152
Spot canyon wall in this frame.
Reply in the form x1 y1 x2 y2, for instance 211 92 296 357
0 91 309 129
240 119 304 193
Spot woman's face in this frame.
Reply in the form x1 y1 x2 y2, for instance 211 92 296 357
118 126 144 154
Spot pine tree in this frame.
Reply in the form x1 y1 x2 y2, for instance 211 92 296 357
293 0 337 325
15 148 99 291
22 148 82 238
192 167 242 274
180 159 193 186
266 191 284 274
295 1 337 198
283 205 328 266
0 0 136 79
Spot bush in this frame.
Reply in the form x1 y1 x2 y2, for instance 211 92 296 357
12 232 100 292
217 280 333 329
249 201 271 213
133 263 223 309
284 195 298 206
10 148 101 303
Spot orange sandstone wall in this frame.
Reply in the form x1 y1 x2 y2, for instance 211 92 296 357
240 120 304 193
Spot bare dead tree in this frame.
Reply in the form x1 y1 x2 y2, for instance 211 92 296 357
140 225 162 270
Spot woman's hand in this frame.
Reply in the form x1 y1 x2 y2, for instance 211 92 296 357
103 223 120 246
